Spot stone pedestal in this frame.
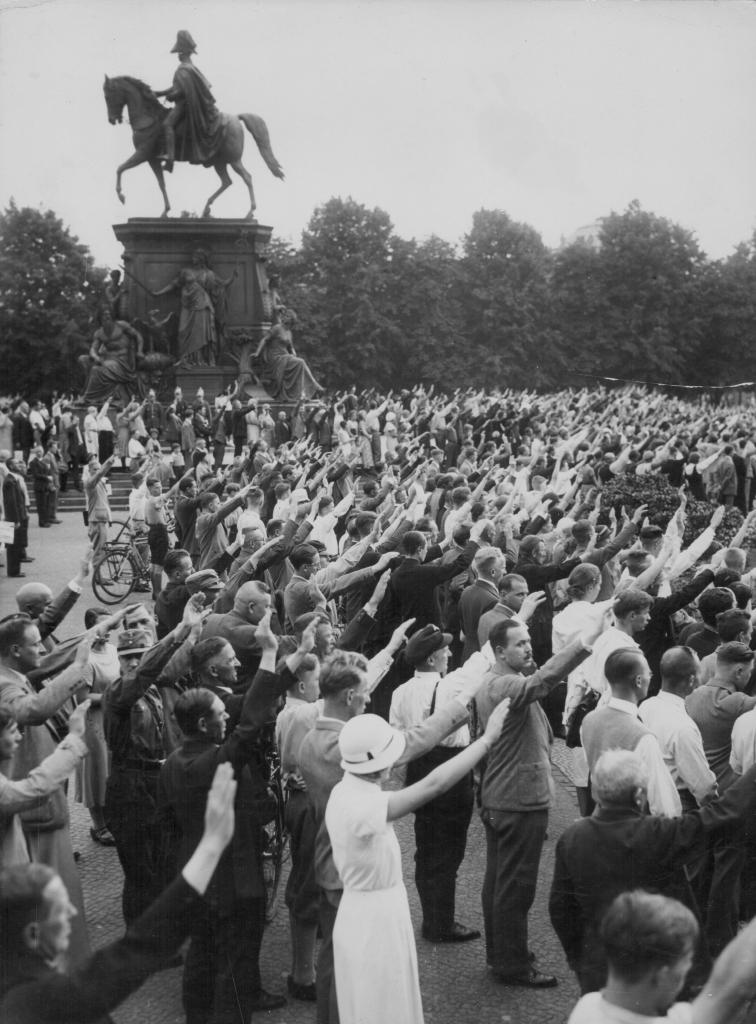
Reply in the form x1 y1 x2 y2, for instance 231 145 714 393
112 218 275 402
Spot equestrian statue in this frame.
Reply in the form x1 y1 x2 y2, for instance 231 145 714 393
104 30 284 219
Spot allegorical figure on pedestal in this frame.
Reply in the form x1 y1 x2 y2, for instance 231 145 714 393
255 309 322 403
80 307 146 406
151 249 238 367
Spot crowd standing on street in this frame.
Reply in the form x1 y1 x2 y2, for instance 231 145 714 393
7 381 756 1022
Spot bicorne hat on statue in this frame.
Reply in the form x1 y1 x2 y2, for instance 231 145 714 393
171 30 197 54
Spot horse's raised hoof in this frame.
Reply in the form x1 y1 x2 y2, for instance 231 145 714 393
163 160 174 174
117 193 125 205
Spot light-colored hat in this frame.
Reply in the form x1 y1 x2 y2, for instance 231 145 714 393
339 714 406 775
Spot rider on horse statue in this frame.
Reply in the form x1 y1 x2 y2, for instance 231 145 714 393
154 30 223 173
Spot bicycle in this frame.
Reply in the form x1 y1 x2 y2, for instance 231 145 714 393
91 520 152 605
260 735 290 922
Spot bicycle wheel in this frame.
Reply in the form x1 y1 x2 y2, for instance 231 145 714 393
262 779 289 923
92 546 138 604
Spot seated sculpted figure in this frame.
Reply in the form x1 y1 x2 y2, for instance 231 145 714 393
80 308 146 407
254 309 322 403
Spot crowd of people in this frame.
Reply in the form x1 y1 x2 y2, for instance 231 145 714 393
6 381 756 1023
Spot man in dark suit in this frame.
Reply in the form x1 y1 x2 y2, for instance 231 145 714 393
549 747 756 995
159 611 300 1021
382 520 485 633
2 459 28 577
458 546 505 661
0 764 237 1024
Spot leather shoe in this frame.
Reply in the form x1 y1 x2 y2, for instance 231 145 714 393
287 975 316 1001
8 573 26 578
492 967 558 988
249 990 286 1012
21 557 35 563
422 922 481 943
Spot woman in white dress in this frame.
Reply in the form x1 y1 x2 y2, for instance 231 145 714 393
325 703 509 1024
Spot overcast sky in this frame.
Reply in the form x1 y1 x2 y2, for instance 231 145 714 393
1 0 755 269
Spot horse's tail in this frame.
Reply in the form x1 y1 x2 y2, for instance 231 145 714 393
238 113 285 180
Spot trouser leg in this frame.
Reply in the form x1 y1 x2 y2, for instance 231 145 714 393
415 775 473 936
706 831 745 955
104 770 160 925
316 890 341 1024
183 906 217 1024
209 898 266 1024
482 808 547 977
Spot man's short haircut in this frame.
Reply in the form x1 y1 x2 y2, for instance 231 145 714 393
0 619 35 658
163 549 191 575
179 477 196 494
660 646 699 689
451 486 471 507
517 536 543 562
723 547 747 573
624 550 651 575
290 544 319 571
488 619 523 652
473 546 502 574
354 511 377 537
604 648 647 689
198 492 218 509
274 482 291 499
600 891 699 984
451 524 471 546
83 606 107 630
317 495 333 513
716 641 755 666
499 573 526 596
0 862 57 959
174 686 217 737
319 650 369 698
145 477 160 489
400 531 426 557
246 487 263 504
190 636 230 675
592 749 649 807
698 587 736 627
291 652 319 683
612 589 653 619
729 581 752 611
414 516 436 535
715 608 751 643
293 611 330 635
571 520 593 542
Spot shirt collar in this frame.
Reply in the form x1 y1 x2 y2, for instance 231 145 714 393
607 696 640 717
413 670 441 682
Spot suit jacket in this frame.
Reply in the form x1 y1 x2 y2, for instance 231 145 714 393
458 579 499 661
384 539 479 631
158 667 286 911
2 474 27 525
549 766 756 992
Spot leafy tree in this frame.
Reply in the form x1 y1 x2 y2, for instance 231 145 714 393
460 209 560 387
292 197 401 389
591 201 706 382
694 237 756 386
0 202 106 395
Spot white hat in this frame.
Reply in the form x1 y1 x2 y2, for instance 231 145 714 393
339 714 406 775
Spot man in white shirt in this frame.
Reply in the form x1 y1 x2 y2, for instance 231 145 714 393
568 889 756 1024
582 588 653 699
581 647 682 817
640 646 717 811
390 624 484 943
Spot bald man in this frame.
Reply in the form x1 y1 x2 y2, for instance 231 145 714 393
199 580 280 685
15 548 93 652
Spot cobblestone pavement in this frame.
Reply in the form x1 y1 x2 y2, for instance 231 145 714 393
3 519 582 1024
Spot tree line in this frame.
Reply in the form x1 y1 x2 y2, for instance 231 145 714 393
2 197 755 395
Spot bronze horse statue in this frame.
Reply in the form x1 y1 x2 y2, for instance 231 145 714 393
103 75 284 218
